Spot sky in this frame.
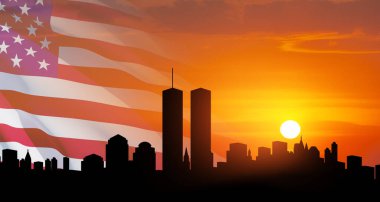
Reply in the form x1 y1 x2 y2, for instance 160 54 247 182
125 0 380 166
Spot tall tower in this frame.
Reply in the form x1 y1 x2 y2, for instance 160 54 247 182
331 142 338 162
191 88 213 172
162 69 183 173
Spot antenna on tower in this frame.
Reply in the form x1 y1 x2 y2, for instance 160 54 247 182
171 67 174 88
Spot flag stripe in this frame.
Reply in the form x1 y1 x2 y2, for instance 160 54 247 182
58 47 171 87
0 90 161 132
0 72 161 111
0 108 162 150
57 64 164 92
55 34 179 73
52 0 145 29
50 16 166 57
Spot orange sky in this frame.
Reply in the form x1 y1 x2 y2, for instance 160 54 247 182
129 0 380 166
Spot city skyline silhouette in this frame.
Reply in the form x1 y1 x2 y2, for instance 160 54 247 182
0 83 379 195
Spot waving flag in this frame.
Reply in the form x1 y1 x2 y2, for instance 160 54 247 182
0 0 176 170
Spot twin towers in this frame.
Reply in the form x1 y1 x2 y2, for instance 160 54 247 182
162 72 213 173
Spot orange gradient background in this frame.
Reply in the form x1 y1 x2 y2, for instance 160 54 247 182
117 0 380 166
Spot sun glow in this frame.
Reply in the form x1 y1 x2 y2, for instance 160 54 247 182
280 120 301 139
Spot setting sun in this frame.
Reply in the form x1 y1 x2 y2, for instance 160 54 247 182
280 120 301 139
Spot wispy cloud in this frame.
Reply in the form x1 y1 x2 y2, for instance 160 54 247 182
277 32 380 54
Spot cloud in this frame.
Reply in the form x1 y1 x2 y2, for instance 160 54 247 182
277 32 380 54
140 0 380 34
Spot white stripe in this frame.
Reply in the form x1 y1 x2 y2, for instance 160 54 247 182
51 16 165 57
0 108 162 151
0 72 161 112
68 0 142 17
0 142 82 171
58 47 171 86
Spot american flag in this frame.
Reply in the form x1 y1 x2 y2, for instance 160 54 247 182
0 0 183 170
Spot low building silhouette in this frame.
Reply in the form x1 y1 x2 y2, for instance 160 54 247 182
106 134 129 172
82 154 104 173
34 161 43 172
226 143 252 170
133 142 156 172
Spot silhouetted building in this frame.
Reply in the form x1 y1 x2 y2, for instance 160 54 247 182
106 134 129 171
294 136 305 157
191 88 213 172
226 143 251 167
2 149 19 171
257 147 271 161
347 155 362 172
24 150 31 171
183 148 190 171
19 159 25 170
34 161 43 171
331 142 338 162
63 157 69 171
272 141 288 157
362 166 374 181
163 87 183 173
45 159 51 171
133 142 156 172
52 157 57 172
82 154 104 173
375 165 380 181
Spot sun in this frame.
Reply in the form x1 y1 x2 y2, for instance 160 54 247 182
280 120 301 139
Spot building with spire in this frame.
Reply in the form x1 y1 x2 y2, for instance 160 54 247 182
183 148 190 171
162 69 183 173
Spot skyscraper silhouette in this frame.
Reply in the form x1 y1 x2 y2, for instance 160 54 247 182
183 148 190 171
272 141 288 157
45 159 52 171
191 88 213 172
2 149 19 171
106 134 129 171
133 142 156 172
52 157 58 172
331 142 338 162
63 157 70 171
163 86 183 173
25 150 31 171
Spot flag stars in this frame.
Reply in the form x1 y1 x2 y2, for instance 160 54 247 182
34 16 43 27
36 0 44 6
11 54 22 68
25 47 37 57
19 3 31 15
40 37 51 49
13 34 25 45
0 41 9 54
12 14 22 23
1 22 11 33
0 2 5 11
27 24 37 36
38 59 49 70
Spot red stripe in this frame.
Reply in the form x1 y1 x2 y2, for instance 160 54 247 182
0 90 161 132
58 64 164 92
51 0 150 31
